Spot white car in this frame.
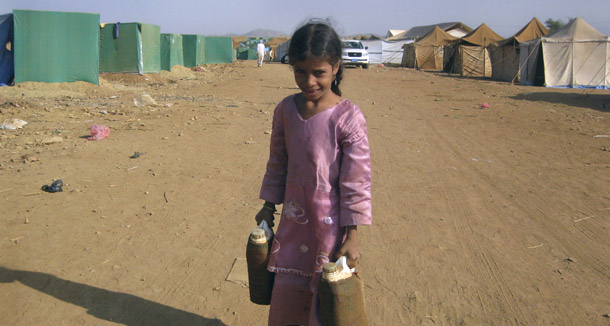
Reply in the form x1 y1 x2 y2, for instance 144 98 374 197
342 40 369 69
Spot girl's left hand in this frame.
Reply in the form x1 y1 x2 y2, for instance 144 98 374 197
335 226 360 268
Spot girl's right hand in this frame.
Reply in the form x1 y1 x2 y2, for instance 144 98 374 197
255 206 276 228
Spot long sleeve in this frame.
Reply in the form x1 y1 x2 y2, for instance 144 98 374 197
338 111 372 226
259 104 288 204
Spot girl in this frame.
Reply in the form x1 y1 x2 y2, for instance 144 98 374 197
255 20 372 326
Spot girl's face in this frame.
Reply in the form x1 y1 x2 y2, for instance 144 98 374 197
293 57 340 103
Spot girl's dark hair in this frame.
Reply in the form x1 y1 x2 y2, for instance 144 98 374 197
288 21 344 96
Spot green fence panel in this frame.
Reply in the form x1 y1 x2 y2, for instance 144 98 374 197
99 23 139 73
13 9 99 85
182 34 204 67
140 24 160 73
161 34 184 71
203 37 233 64
99 22 160 74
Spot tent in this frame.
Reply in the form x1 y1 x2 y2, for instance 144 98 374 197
360 40 382 65
204 37 233 64
275 39 290 62
387 22 472 41
519 17 609 89
382 40 413 65
385 29 406 39
232 36 246 49
443 23 504 77
99 22 161 74
160 33 183 71
265 36 289 61
402 26 457 70
346 34 382 40
235 37 268 61
182 34 205 67
490 17 548 83
0 13 13 85
13 10 99 84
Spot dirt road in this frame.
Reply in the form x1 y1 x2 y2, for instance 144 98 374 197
1 61 609 325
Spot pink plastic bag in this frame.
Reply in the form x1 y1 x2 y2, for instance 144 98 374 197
88 124 110 140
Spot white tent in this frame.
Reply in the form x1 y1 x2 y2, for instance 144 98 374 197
382 40 413 65
519 17 610 88
359 40 382 64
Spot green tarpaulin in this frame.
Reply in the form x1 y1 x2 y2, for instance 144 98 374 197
236 47 257 60
161 33 183 71
99 22 160 74
183 35 234 66
204 37 233 64
13 9 99 85
182 34 204 67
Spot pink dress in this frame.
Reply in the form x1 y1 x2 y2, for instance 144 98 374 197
259 94 372 325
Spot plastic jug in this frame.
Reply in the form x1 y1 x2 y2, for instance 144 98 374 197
318 256 367 326
246 222 274 305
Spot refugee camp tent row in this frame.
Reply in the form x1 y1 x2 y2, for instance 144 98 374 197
402 26 457 70
235 37 269 61
13 10 100 85
443 23 504 77
519 17 610 89
387 22 472 41
385 29 406 39
100 23 161 74
0 9 235 85
0 13 14 85
346 34 382 40
489 17 549 83
161 33 184 71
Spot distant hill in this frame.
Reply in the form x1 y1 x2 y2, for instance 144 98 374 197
220 28 288 38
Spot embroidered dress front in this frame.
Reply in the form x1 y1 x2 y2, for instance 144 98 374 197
260 94 372 292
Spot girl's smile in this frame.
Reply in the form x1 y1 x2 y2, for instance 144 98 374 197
293 57 340 104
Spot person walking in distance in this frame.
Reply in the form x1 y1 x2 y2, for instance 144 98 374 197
257 40 266 67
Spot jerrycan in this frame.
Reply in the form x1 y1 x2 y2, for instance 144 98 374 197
318 256 368 326
246 221 274 305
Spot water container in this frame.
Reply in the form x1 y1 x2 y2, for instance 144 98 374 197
318 259 368 326
246 228 274 305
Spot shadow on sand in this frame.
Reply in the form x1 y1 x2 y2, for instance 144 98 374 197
0 266 226 326
510 91 610 112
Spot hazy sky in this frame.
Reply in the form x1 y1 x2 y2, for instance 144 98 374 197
2 0 609 38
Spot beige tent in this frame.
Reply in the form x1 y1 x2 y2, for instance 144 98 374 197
520 17 610 88
402 26 457 70
388 22 472 41
266 36 290 61
232 36 246 49
490 17 549 83
385 29 406 39
444 23 504 77
345 34 382 40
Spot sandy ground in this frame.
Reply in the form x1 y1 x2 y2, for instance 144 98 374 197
0 61 609 326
